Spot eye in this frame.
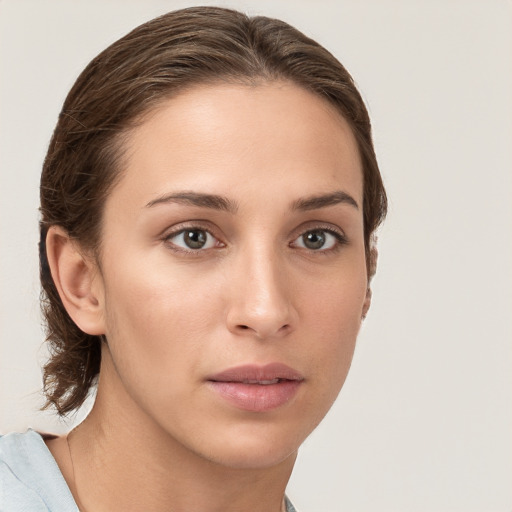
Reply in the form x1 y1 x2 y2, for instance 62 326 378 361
292 229 343 251
166 228 219 250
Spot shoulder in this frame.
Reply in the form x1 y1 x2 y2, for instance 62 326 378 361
0 430 78 511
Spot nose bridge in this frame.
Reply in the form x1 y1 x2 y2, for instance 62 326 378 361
227 239 295 338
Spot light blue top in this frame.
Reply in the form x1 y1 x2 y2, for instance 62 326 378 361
0 430 298 511
0 430 78 511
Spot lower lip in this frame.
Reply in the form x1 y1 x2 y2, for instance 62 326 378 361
208 380 302 412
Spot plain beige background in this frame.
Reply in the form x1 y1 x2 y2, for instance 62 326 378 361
1 1 511 510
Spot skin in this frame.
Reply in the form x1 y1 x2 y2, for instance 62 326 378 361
46 81 370 512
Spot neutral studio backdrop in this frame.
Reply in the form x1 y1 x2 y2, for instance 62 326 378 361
1 1 511 511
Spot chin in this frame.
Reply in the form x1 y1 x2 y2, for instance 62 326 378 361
206 441 298 471
188 420 310 471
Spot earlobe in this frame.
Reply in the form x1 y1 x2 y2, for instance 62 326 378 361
46 226 105 335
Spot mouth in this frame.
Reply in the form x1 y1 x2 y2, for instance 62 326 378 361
235 378 281 385
206 363 304 412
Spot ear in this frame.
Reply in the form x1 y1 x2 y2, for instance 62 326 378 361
362 237 378 320
362 287 372 320
46 226 105 335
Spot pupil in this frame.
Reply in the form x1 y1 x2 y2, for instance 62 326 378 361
185 230 207 249
304 231 325 249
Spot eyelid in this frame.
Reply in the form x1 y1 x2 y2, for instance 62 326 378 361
161 220 218 238
289 223 348 251
291 221 347 240
162 221 225 253
159 220 347 254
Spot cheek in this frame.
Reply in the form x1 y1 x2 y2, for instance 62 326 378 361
100 256 222 385
297 267 367 386
299 260 367 334
106 250 219 324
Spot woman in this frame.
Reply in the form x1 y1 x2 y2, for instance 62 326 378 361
0 6 386 511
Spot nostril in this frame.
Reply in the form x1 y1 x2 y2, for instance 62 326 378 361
235 322 291 336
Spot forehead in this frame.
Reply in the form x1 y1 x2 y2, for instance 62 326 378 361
112 81 363 209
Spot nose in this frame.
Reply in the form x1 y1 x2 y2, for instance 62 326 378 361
226 250 297 340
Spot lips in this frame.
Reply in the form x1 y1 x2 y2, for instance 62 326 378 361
207 363 304 412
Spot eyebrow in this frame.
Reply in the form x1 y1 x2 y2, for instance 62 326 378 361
145 190 358 214
145 191 238 213
292 191 359 211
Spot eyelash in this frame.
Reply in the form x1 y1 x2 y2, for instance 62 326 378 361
290 227 348 254
162 223 223 255
162 224 348 255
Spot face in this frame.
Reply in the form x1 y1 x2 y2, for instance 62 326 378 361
92 82 368 469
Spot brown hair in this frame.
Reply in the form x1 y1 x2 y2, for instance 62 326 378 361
39 6 387 415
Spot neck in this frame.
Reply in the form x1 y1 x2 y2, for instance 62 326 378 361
67 351 296 512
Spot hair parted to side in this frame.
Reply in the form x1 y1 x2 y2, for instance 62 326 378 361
39 6 387 415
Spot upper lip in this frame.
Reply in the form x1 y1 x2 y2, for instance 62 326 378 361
207 363 304 383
